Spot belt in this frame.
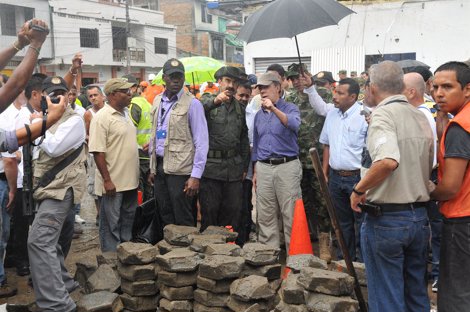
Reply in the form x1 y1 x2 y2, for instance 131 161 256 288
332 169 360 177
259 156 298 165
0 172 5 181
369 202 427 213
208 149 238 159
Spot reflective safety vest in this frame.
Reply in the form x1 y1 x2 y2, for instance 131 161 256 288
438 102 470 218
74 98 83 107
129 96 153 147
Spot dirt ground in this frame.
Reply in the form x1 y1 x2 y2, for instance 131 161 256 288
0 192 438 311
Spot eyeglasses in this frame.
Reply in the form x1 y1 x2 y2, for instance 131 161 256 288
115 89 131 95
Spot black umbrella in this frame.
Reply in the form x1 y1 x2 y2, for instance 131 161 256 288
396 59 430 70
237 0 355 69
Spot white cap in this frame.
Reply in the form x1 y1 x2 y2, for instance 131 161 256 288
148 73 156 81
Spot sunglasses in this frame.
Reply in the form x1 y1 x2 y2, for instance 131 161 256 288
115 89 131 95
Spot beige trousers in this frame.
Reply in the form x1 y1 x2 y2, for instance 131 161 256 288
255 159 302 251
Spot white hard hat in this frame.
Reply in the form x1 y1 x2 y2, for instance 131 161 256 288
148 73 156 81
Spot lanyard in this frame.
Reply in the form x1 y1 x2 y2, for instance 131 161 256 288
158 100 176 128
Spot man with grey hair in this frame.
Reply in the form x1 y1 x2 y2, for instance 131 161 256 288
350 61 434 312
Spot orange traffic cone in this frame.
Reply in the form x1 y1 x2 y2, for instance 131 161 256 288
138 190 143 205
283 198 314 279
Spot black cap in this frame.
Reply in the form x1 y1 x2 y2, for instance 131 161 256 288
313 71 336 83
42 76 69 94
247 74 257 85
214 66 246 82
163 58 185 75
121 74 138 85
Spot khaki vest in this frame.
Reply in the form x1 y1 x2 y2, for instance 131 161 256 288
33 107 87 204
150 91 195 175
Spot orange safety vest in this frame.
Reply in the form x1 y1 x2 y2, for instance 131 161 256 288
143 84 164 105
203 85 219 94
438 103 470 218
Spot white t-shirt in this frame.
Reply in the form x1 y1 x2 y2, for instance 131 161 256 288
0 104 23 187
418 104 438 167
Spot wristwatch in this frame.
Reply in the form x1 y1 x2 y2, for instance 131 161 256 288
352 183 365 196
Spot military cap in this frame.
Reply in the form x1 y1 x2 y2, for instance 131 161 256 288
121 74 138 85
256 72 280 87
247 74 257 85
103 78 135 96
338 69 347 75
354 77 366 87
351 71 357 76
214 66 246 81
163 58 185 75
286 63 308 78
42 76 69 94
313 71 336 83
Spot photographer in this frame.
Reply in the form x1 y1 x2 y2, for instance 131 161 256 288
27 76 86 311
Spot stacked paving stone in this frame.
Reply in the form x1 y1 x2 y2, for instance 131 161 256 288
274 254 361 312
155 224 203 312
117 242 160 312
75 252 124 311
207 242 281 312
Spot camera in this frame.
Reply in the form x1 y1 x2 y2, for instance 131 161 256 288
41 95 60 105
28 21 49 34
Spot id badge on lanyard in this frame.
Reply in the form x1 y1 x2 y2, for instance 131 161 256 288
156 129 167 139
158 102 174 139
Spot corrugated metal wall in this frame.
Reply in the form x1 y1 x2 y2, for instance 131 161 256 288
254 57 311 74
311 46 365 80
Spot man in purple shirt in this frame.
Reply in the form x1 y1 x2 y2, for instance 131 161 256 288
252 72 302 251
149 59 209 227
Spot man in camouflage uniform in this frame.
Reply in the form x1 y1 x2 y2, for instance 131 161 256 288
285 63 332 261
199 67 250 244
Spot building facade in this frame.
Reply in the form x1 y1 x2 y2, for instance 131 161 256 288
1 0 176 83
159 0 243 64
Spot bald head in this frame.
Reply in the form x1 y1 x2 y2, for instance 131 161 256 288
403 73 425 106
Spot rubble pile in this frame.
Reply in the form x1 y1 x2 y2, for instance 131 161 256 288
274 254 363 312
72 224 367 312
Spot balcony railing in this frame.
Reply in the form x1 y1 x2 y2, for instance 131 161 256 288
113 48 145 63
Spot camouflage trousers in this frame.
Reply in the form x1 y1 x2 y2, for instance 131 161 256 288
301 169 332 235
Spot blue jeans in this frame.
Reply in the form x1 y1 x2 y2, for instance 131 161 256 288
0 180 11 284
361 207 430 312
328 171 362 261
99 189 137 252
428 200 442 281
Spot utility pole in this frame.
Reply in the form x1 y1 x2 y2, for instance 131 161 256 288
125 0 131 74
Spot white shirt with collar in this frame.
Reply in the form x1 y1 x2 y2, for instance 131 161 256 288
319 102 368 171
16 105 85 160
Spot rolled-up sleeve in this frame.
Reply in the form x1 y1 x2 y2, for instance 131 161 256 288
188 99 209 179
284 104 301 132
0 129 19 153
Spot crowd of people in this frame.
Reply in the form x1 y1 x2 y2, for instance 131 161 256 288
0 18 470 312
